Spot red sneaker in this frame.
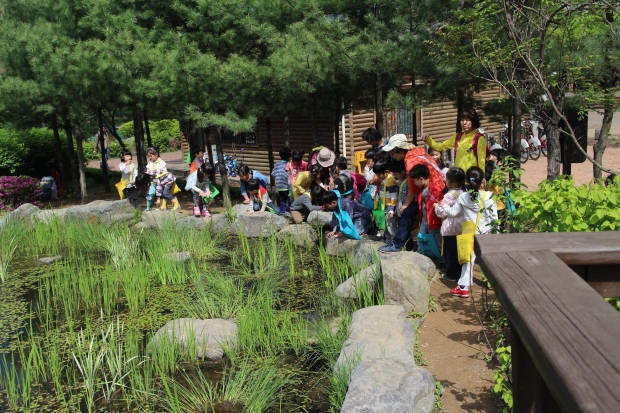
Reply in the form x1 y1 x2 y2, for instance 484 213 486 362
450 286 470 298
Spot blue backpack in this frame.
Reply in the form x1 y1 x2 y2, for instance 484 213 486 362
360 188 374 211
332 190 361 240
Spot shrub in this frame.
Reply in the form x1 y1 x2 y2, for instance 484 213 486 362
0 176 42 210
509 175 620 232
0 130 27 174
83 140 125 162
118 119 180 152
0 128 70 177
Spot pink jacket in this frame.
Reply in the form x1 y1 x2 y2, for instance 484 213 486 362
286 160 308 185
435 188 465 236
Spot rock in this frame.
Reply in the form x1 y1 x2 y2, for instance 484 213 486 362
106 212 135 226
341 358 435 413
380 252 432 314
142 210 181 229
307 210 333 228
323 233 360 257
334 305 416 374
65 200 134 224
349 240 384 270
335 264 380 299
175 214 231 235
149 318 238 361
0 203 40 229
38 256 63 265
278 224 318 248
34 209 67 224
133 222 149 230
229 205 289 237
166 252 191 263
405 252 437 279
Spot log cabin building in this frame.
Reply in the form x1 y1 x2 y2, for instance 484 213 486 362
180 86 505 176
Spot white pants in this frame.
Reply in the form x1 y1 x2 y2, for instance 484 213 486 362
458 251 476 288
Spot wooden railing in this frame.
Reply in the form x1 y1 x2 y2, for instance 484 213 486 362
475 232 620 413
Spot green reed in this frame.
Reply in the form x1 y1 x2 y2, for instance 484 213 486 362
103 227 139 271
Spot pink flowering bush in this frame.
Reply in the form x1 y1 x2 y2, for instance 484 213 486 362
0 176 42 211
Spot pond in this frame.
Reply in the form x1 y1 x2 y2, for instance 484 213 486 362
0 215 383 412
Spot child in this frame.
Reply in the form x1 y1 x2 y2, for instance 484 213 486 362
118 150 138 208
434 167 466 281
362 127 385 149
363 148 380 198
372 160 398 243
293 164 325 199
272 147 292 213
189 146 205 175
239 165 269 205
287 150 308 184
289 185 324 224
409 164 444 257
322 190 373 238
437 166 498 298
332 156 354 199
428 147 448 180
185 163 214 217
247 179 280 214
146 146 180 211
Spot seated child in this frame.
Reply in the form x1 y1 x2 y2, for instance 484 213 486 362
409 164 444 257
434 167 466 281
289 185 324 224
272 147 292 213
185 162 214 217
322 190 373 238
247 178 279 214
372 160 398 243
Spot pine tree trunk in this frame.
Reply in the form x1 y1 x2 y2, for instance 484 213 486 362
375 72 384 137
283 109 290 148
64 116 79 195
51 116 68 194
511 97 522 170
72 120 88 203
546 123 562 181
98 109 111 192
266 117 275 190
132 105 147 172
143 108 152 148
593 104 614 180
214 126 231 210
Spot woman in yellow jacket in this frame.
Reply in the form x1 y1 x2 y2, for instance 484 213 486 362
292 164 325 199
423 108 487 171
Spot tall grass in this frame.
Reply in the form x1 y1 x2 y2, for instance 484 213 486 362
103 228 139 270
0 220 21 281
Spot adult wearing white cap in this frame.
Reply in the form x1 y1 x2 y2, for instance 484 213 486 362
378 134 445 253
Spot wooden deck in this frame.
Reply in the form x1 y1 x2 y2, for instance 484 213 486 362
475 232 620 413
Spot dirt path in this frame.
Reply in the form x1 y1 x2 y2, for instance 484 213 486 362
418 268 500 413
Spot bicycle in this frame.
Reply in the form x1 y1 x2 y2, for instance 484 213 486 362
520 137 529 164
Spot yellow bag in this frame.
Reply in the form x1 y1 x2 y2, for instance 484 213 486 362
170 181 181 195
115 179 128 199
456 192 487 265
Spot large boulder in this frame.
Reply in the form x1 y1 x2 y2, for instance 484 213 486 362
323 233 360 257
349 240 384 270
142 210 181 230
380 252 432 314
34 209 67 224
65 200 134 225
307 210 333 228
335 264 380 299
334 305 416 374
149 318 238 361
229 204 289 237
278 224 318 248
341 358 435 413
175 214 231 235
0 203 40 229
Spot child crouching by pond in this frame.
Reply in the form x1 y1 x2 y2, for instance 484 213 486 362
322 190 372 239
247 179 280 215
289 185 324 224
185 163 214 218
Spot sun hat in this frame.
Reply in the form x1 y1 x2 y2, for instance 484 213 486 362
382 134 414 151
316 147 336 167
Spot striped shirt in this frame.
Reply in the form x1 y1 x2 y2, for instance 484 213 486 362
377 173 398 213
272 161 290 191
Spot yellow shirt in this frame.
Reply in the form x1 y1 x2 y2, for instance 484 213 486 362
427 130 487 172
292 171 314 199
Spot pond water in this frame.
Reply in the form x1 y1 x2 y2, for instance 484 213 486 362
0 220 381 412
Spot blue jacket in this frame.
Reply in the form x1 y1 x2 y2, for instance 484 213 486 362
240 170 269 197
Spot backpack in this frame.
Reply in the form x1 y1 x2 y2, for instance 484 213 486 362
350 172 367 200
454 132 489 166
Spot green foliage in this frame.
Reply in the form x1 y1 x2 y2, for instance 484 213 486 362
605 298 620 312
118 120 180 153
434 381 445 412
83 140 125 162
493 346 513 410
509 176 620 232
0 128 69 177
